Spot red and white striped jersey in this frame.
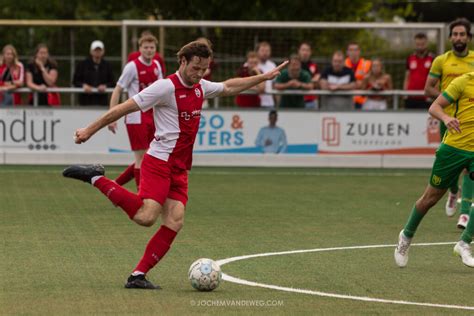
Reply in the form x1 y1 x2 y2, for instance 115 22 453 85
117 56 164 124
133 71 224 170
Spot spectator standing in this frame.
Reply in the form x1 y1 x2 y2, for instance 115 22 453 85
361 58 393 110
196 37 217 108
0 44 24 106
319 51 356 110
235 51 265 108
345 42 371 109
298 42 320 108
274 54 313 108
255 110 287 153
403 33 435 109
257 41 277 108
73 40 115 106
26 43 59 106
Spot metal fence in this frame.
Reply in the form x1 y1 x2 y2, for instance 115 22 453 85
0 19 445 109
7 87 427 110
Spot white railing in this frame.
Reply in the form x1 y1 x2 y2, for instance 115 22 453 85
6 87 427 109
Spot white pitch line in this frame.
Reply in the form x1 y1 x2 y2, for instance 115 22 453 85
216 242 474 311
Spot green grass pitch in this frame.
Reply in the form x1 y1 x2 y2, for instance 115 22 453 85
1 165 473 315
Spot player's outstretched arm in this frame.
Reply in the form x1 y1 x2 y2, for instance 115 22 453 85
219 61 289 97
428 94 460 133
74 98 140 144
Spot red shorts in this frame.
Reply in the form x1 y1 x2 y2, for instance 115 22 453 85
138 153 189 206
126 111 155 151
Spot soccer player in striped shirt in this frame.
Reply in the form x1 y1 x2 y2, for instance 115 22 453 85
63 40 288 289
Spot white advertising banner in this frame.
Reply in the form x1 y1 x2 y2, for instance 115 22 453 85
0 108 439 156
318 112 440 155
0 108 130 153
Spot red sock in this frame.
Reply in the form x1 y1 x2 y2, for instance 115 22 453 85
134 168 141 190
134 225 178 274
115 163 135 185
94 177 143 219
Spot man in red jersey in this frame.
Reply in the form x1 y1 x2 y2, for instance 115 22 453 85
403 33 435 109
63 40 288 289
108 34 164 189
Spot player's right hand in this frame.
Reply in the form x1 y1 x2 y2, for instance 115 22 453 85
108 122 117 134
74 128 91 144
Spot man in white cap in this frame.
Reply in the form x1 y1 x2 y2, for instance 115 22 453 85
73 40 115 106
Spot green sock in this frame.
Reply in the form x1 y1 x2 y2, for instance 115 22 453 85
403 205 425 238
450 180 459 194
460 174 473 216
461 208 474 244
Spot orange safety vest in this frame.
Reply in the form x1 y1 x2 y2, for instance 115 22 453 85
345 57 371 105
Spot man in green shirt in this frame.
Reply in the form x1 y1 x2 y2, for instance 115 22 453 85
274 54 313 108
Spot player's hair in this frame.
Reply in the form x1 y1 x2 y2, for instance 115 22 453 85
269 109 278 117
177 40 213 63
196 37 213 49
31 43 57 68
299 41 312 49
138 34 158 46
256 41 271 51
449 18 472 37
246 51 258 59
414 32 427 40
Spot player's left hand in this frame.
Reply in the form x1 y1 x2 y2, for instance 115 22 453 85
444 117 461 133
264 61 289 81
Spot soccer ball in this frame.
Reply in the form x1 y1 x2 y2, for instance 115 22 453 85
188 258 222 291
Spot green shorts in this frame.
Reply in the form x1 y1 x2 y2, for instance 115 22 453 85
430 144 474 189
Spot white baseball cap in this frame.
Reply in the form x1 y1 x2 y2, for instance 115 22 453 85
90 40 104 51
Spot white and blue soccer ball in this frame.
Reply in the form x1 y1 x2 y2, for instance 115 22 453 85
188 258 222 291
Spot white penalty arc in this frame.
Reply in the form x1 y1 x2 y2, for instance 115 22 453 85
216 242 474 311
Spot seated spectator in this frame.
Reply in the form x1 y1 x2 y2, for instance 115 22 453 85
255 110 287 154
298 41 320 109
274 54 313 108
319 51 356 111
127 30 166 75
26 43 59 106
361 58 393 110
73 40 114 106
0 44 24 106
235 51 265 107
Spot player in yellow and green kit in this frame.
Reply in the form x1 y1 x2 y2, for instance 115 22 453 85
395 71 474 268
425 18 474 228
